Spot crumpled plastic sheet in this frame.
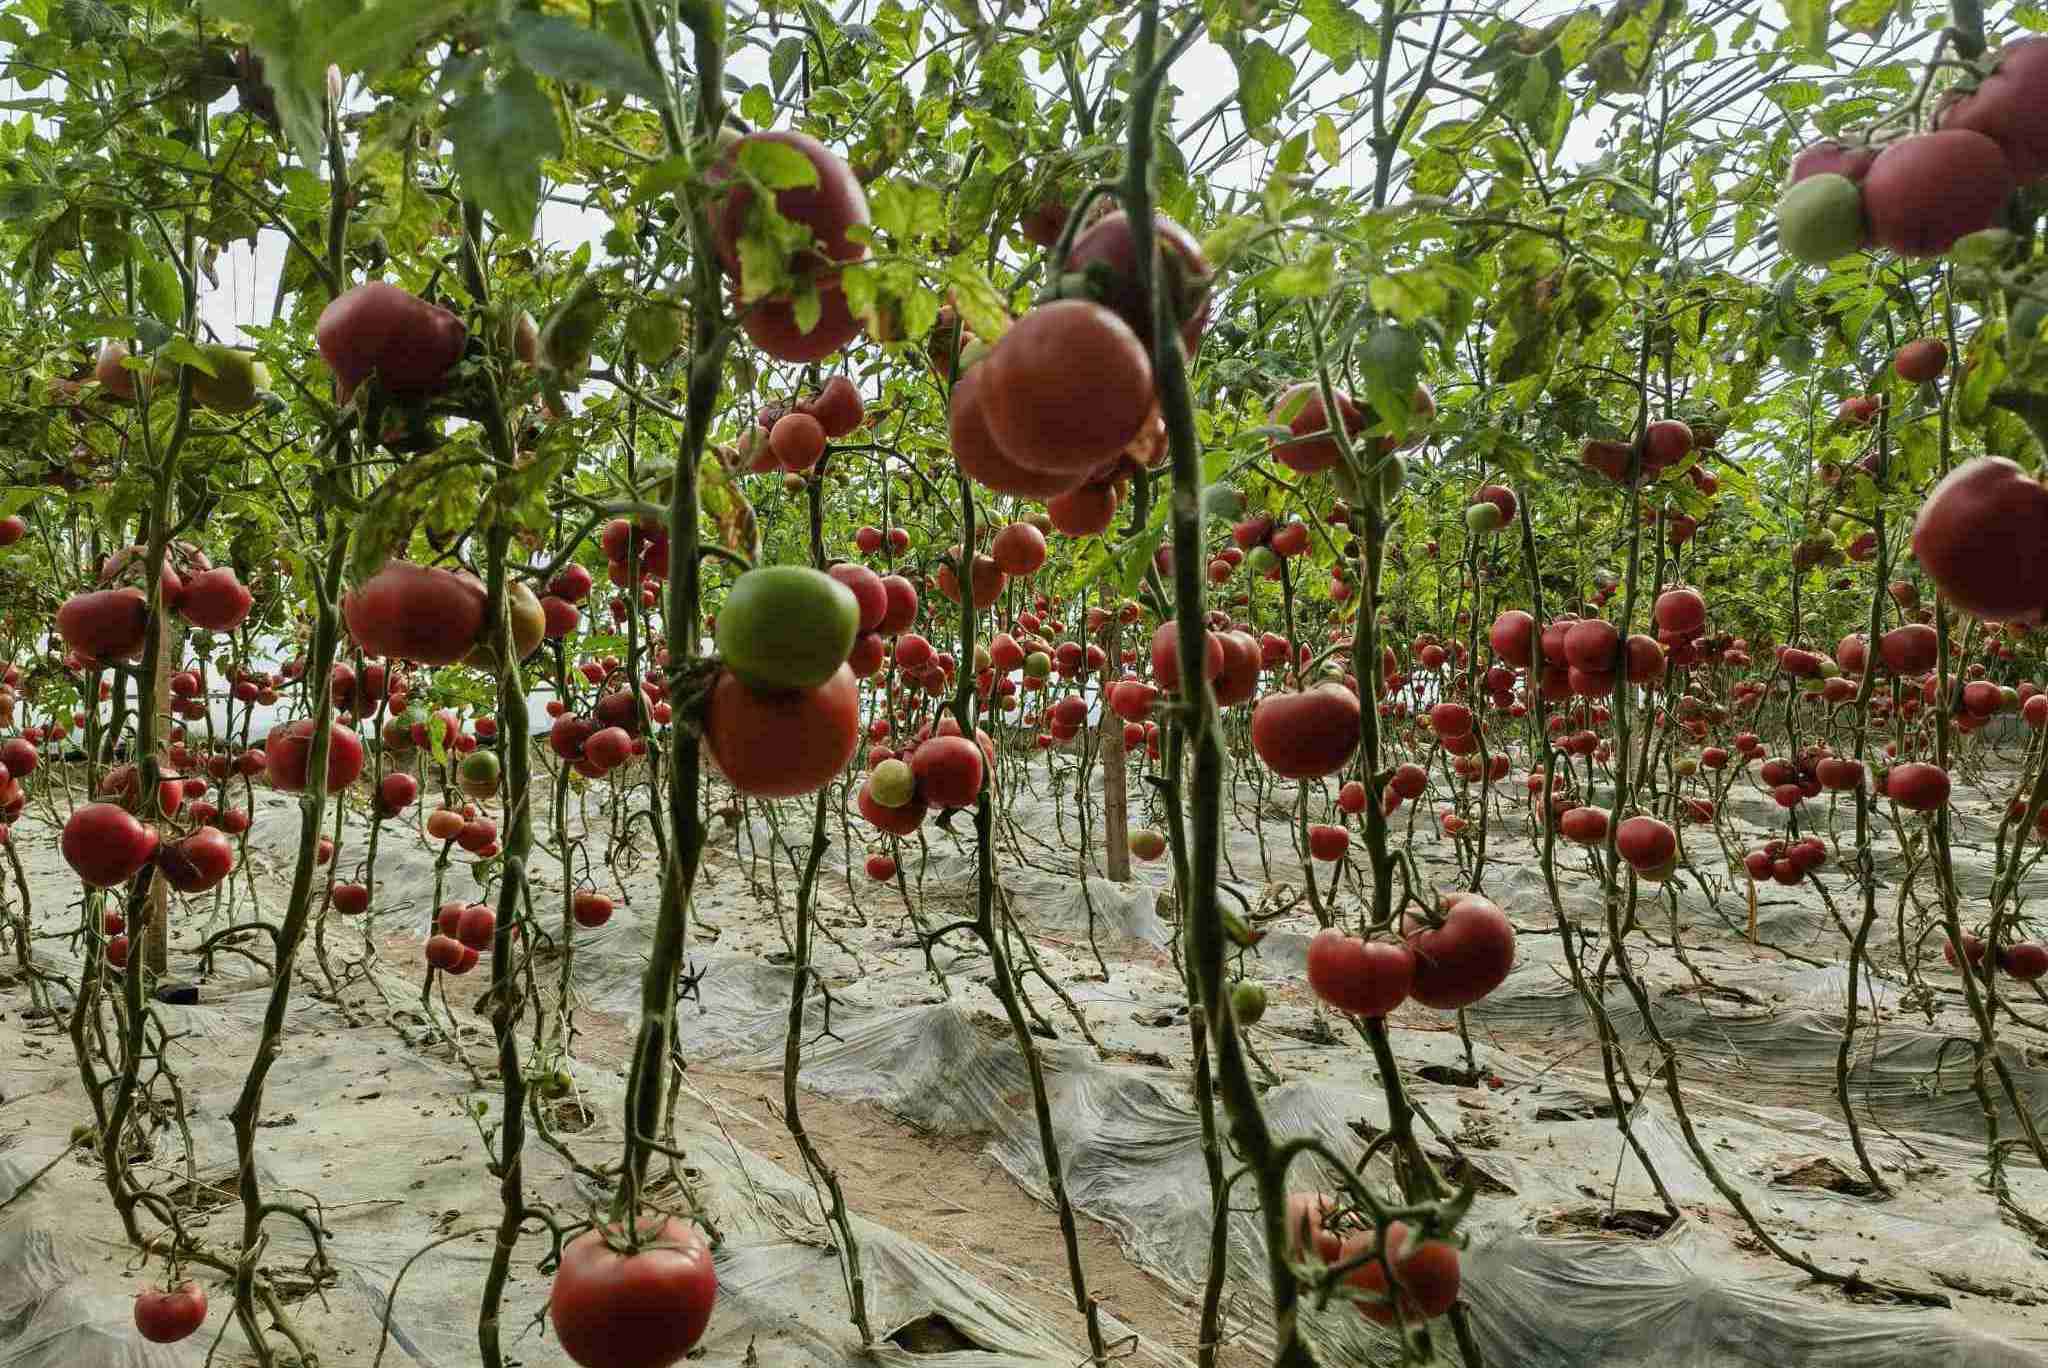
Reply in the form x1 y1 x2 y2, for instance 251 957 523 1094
0 801 1170 1368
656 935 2048 1367
1456 1234 2045 1368
0 981 1156 1368
9 758 2048 1367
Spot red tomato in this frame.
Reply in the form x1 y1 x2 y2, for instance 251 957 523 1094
133 1280 208 1343
1402 895 1515 1009
1305 929 1412 1017
980 301 1154 479
703 667 860 800
1251 685 1361 779
1284 1197 1462 1324
549 1218 716 1368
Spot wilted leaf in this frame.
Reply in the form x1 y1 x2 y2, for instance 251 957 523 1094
945 259 1011 343
699 451 760 561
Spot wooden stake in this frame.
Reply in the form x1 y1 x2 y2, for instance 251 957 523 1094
1100 616 1130 884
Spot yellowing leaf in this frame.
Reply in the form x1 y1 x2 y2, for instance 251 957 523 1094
945 259 1011 343
1313 114 1342 168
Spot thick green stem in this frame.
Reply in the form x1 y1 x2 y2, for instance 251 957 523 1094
618 0 728 1215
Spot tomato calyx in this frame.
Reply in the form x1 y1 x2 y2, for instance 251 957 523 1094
557 1209 718 1266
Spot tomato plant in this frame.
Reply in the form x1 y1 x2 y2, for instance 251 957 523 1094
4 1 2048 1366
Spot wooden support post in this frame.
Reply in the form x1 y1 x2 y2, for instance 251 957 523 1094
1100 616 1130 883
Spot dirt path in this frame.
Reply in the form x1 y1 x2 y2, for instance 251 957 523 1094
395 926 1239 1366
681 1067 1251 1368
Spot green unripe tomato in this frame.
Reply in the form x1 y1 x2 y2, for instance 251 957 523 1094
1023 651 1051 679
1245 545 1280 576
716 566 859 691
1375 453 1406 502
1776 173 1866 265
1203 484 1246 521
870 757 915 807
459 750 501 799
1464 501 1506 535
540 278 607 374
1230 980 1267 1026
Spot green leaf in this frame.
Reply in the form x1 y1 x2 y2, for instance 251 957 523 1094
503 14 663 101
490 439 576 542
624 298 684 359
769 34 805 94
59 0 125 42
738 138 820 190
630 155 694 205
348 447 479 584
740 84 774 128
1301 0 1376 68
0 182 54 221
1313 114 1342 168
1273 131 1310 180
1260 241 1338 299
325 0 468 78
1990 388 2048 459
1466 33 1526 78
1764 80 1824 112
1514 55 1555 123
791 281 822 338
137 255 184 328
1836 0 1894 37
1358 325 1425 438
446 67 563 236
867 178 945 240
1960 339 2008 422
1780 0 1829 60
1234 39 1294 131
1201 215 1263 271
1118 508 1171 598
197 0 338 169
159 337 216 373
1369 261 1479 327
